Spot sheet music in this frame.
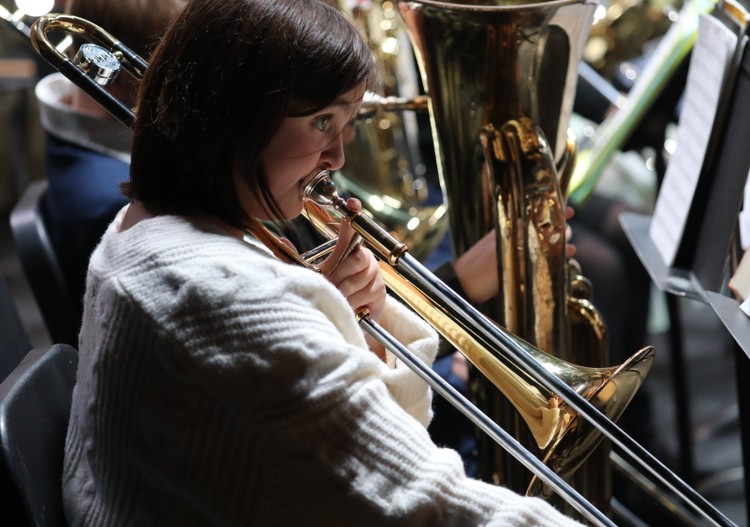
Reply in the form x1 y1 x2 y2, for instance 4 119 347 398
649 13 740 266
740 296 750 317
730 244 750 300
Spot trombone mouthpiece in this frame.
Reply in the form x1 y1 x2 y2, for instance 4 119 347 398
302 170 340 207
301 168 409 265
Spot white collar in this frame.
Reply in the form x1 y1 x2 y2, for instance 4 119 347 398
35 73 132 164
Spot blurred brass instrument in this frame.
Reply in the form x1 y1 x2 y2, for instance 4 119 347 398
584 0 682 81
28 12 739 527
329 0 449 260
568 0 717 204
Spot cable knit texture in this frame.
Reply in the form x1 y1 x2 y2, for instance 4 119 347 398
62 208 585 527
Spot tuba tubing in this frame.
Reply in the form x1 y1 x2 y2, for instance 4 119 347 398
28 12 737 527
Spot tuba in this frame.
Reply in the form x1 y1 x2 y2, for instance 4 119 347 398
396 0 614 507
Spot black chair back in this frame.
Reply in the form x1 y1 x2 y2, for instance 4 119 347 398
0 271 31 381
10 181 79 346
0 344 78 527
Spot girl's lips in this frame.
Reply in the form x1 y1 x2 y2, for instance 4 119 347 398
298 168 328 195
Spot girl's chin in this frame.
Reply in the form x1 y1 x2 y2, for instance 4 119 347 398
283 203 304 220
273 209 304 223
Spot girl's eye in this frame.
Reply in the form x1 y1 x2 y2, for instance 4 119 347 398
314 115 332 132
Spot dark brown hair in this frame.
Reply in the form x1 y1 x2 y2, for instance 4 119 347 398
127 0 378 229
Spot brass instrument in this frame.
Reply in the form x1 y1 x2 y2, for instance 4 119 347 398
395 0 617 504
303 170 650 479
568 0 717 204
28 12 739 527
584 0 682 82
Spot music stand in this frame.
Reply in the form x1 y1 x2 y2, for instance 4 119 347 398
620 1 750 518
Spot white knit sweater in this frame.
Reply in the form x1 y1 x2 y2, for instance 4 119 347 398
62 208 584 526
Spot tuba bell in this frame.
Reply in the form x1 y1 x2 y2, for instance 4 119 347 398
396 0 621 510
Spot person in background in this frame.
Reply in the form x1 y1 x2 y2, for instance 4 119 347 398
62 1 586 524
35 0 185 322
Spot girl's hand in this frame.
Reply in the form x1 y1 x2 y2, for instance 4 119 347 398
452 230 498 304
318 198 387 359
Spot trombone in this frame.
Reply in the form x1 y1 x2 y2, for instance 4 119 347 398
28 13 738 527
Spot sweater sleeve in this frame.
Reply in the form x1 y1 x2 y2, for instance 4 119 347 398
377 296 438 427
145 260 584 527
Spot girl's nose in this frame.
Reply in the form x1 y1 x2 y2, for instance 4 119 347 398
321 133 346 170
